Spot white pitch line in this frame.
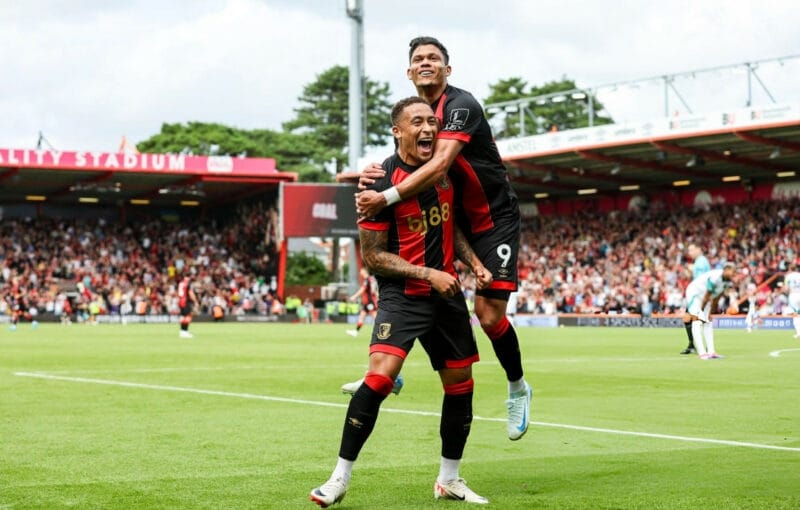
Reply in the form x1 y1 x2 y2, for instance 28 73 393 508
14 371 800 453
769 348 800 358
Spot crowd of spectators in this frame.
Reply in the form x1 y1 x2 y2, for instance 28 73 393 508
508 197 800 317
2 196 799 322
0 200 282 322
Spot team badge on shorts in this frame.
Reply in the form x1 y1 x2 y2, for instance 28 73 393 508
376 323 392 340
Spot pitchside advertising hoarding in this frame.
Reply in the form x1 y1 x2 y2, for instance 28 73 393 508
280 183 359 238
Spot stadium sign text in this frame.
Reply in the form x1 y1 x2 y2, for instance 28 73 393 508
0 148 280 176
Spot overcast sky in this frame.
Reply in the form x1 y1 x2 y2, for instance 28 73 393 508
1 0 798 159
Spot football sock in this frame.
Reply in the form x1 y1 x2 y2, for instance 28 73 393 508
684 322 694 346
338 374 391 461
438 456 461 483
440 380 473 460
484 317 524 382
331 457 354 484
703 322 716 353
691 321 706 355
508 377 526 395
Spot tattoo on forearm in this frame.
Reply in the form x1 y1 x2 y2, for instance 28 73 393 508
454 227 479 270
360 228 430 281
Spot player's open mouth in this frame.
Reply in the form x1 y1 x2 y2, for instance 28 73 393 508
418 139 433 151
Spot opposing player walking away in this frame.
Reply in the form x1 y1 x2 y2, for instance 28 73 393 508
178 275 199 338
783 263 800 338
346 268 379 337
310 97 491 507
680 243 711 354
356 36 532 441
684 264 736 359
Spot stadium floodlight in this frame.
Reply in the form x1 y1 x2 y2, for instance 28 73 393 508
79 197 99 203
130 199 150 205
577 188 597 195
722 175 741 182
25 195 46 201
180 200 200 207
777 171 796 178
534 192 549 199
619 185 640 191
346 0 362 20
673 180 691 187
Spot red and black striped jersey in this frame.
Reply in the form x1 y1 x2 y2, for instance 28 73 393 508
431 84 519 235
178 278 191 308
359 153 456 297
361 275 378 307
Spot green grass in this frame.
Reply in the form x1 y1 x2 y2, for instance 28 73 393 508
1 322 799 509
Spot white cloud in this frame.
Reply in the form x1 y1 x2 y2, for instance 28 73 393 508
0 0 797 152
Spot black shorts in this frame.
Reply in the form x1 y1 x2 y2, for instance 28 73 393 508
369 291 480 371
468 217 519 297
180 304 193 316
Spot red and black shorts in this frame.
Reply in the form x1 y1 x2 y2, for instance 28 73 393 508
369 291 479 371
179 304 193 316
468 217 519 299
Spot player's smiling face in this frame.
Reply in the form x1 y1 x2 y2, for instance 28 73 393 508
393 102 438 166
407 44 450 89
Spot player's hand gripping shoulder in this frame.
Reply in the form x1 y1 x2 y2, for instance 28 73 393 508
355 163 387 218
357 162 385 191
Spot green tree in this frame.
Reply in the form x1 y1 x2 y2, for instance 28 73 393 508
484 77 614 138
283 65 393 173
136 122 331 182
284 251 330 285
136 66 392 182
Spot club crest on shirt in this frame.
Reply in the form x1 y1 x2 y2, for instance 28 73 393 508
437 177 450 190
444 108 469 130
376 323 392 340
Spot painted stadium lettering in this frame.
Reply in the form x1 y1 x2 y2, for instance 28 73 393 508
406 203 450 235
312 203 337 220
74 152 185 170
0 148 63 165
0 148 187 171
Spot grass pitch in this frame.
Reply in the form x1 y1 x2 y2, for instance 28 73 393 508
1 322 798 509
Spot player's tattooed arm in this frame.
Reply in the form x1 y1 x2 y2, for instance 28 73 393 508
359 228 429 281
359 227 460 296
454 226 492 290
454 226 481 272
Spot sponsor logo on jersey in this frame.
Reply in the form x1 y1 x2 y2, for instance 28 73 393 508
444 108 469 130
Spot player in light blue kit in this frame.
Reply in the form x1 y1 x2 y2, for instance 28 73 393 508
782 263 800 338
684 263 736 359
680 244 712 354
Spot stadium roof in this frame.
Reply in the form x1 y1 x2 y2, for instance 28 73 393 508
499 102 800 201
0 149 296 207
